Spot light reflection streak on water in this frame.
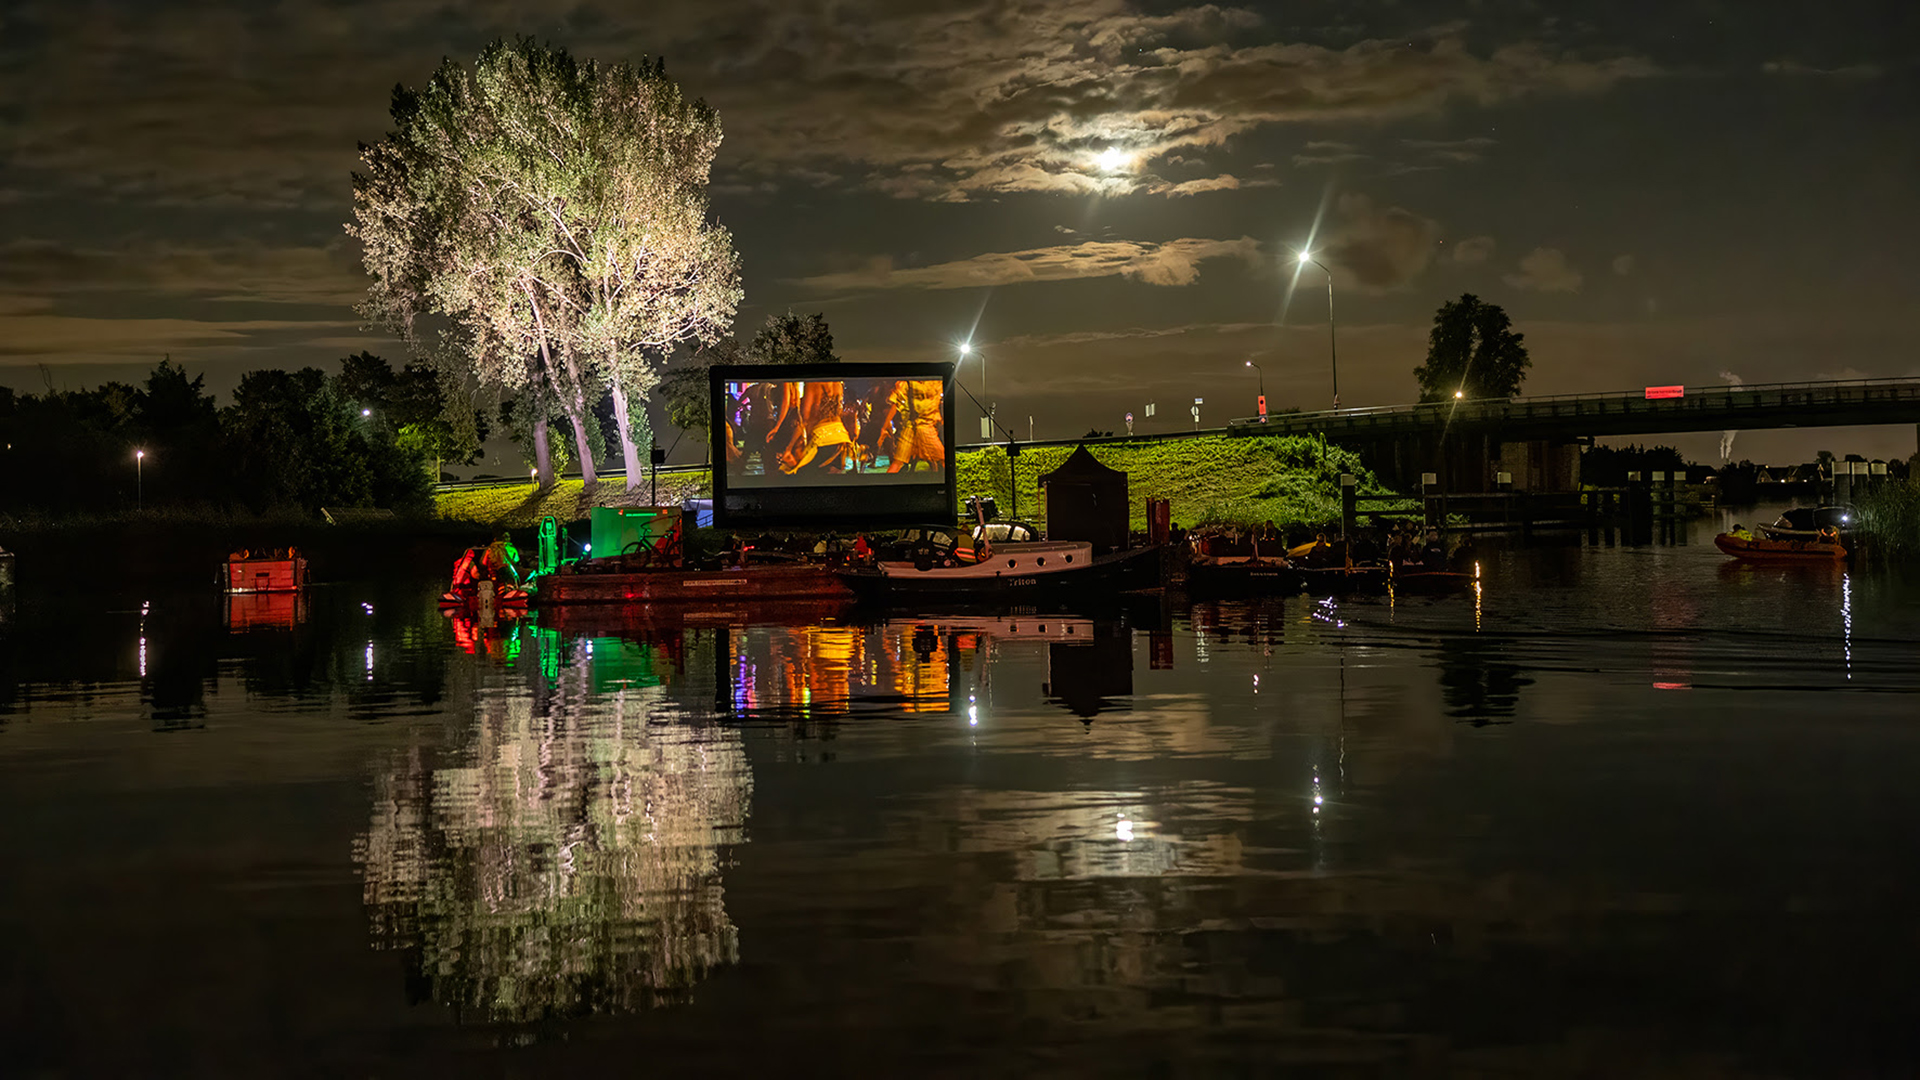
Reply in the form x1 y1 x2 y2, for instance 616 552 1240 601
1843 572 1853 680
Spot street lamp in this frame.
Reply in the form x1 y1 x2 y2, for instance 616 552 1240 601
1296 251 1339 411
960 339 992 438
1245 359 1268 421
135 449 145 510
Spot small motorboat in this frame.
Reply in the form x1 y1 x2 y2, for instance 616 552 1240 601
1713 530 1847 562
225 547 309 593
1757 505 1856 542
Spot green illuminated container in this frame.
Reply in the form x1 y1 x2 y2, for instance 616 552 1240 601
587 506 682 562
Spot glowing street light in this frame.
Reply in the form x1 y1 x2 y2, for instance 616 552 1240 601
1454 389 1464 400
1296 251 1340 411
959 339 991 436
1245 359 1268 422
361 408 372 417
135 449 145 510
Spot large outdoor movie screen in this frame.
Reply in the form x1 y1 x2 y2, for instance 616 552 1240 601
709 362 956 527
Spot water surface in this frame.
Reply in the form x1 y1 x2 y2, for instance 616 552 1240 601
4 519 1919 1076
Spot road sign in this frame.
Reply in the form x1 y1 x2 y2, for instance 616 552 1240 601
1644 385 1685 400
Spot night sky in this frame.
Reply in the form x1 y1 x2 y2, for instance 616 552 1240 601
3 0 1916 466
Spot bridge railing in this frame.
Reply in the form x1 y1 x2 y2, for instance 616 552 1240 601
1225 376 1920 428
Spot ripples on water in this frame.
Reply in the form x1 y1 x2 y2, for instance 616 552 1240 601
4 526 1920 1074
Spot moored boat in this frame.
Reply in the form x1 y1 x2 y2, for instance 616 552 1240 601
225 547 308 593
1756 504 1856 542
839 538 1129 602
1714 531 1848 561
535 561 855 605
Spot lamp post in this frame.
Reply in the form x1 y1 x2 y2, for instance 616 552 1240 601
1296 252 1339 411
1245 359 1267 421
960 340 992 440
135 449 144 510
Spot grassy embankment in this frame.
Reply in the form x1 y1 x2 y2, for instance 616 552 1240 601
958 434 1413 530
435 474 707 530
435 434 1411 533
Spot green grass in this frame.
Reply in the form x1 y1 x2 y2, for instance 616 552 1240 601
436 474 707 529
958 434 1413 530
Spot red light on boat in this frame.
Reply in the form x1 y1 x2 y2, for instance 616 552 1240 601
1644 385 1685 400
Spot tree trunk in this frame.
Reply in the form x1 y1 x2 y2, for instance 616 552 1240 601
532 413 554 489
609 379 645 492
564 398 598 487
525 285 595 487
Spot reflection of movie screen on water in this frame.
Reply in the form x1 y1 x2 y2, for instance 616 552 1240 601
709 363 956 527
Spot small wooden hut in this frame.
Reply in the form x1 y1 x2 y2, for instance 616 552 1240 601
1039 445 1129 553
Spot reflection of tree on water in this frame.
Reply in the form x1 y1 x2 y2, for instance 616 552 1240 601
1435 637 1533 725
354 631 750 1021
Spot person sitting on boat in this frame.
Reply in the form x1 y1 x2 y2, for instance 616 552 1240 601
1300 532 1340 568
852 534 873 564
1729 523 1754 541
481 531 521 584
447 548 482 595
1386 526 1416 569
1419 529 1448 571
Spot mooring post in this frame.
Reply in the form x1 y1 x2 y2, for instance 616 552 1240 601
1340 473 1357 537
1495 470 1513 527
1421 472 1439 528
1835 464 1852 506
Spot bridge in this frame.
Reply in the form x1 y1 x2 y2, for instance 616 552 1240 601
1218 376 1920 443
964 377 1920 492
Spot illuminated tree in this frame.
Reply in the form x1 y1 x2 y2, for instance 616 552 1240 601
1413 294 1532 403
351 39 741 491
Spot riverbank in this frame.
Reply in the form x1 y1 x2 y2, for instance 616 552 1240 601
0 507 487 594
432 435 1411 531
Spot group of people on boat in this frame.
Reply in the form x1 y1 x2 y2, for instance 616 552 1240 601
443 532 528 604
724 377 948 477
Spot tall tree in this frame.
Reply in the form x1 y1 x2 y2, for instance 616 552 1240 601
751 312 839 366
350 39 741 492
1414 294 1532 403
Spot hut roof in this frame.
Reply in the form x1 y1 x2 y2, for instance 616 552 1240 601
1039 444 1124 484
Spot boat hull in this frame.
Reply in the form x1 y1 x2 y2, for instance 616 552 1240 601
1714 533 1847 561
841 544 1166 604
532 563 856 606
1186 558 1298 595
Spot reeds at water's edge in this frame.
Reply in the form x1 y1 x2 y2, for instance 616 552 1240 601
1854 477 1920 562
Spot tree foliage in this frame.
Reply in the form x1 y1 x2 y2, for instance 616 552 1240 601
1413 294 1531 403
0 359 429 516
350 38 742 491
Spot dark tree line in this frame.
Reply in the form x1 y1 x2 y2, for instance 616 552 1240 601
0 356 473 517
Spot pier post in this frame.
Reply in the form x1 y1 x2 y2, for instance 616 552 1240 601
1836 464 1852 506
1340 474 1357 537
1421 472 1440 528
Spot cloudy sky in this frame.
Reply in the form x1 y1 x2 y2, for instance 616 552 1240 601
2 0 1916 465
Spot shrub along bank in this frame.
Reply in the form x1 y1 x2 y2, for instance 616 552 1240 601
432 435 1411 533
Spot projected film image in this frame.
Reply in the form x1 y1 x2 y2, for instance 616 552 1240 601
722 375 947 487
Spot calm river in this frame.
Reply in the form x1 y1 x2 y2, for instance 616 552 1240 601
4 509 1919 1076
